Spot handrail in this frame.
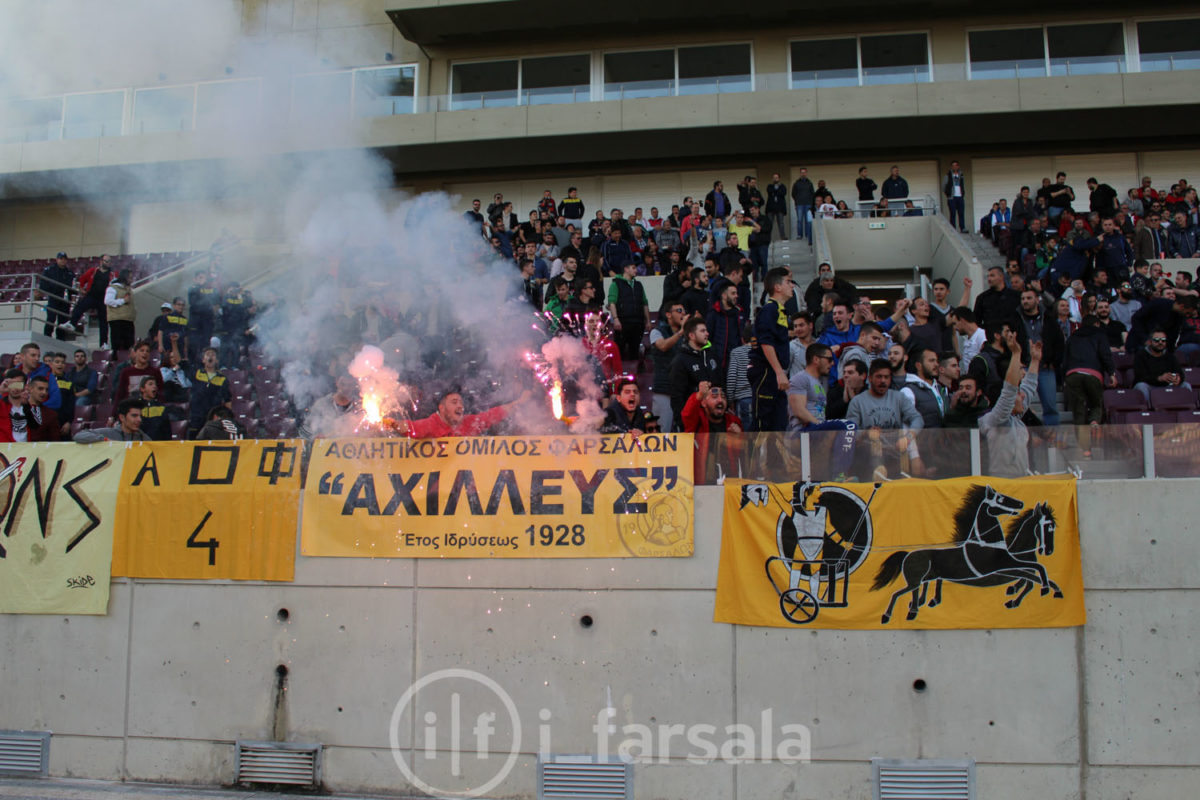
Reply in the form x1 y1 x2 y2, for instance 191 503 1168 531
131 245 228 289
849 195 939 219
4 55 1199 142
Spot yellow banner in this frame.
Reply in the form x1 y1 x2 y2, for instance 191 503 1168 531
0 443 124 614
715 476 1084 629
302 435 694 557
113 441 301 581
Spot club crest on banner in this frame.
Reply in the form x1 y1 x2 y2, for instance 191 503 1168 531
715 477 1085 630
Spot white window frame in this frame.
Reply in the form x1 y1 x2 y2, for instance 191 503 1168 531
787 31 931 89
965 19 1131 80
448 52 593 109
1129 14 1200 72
132 82 199 135
350 63 420 117
600 41 755 101
59 88 129 140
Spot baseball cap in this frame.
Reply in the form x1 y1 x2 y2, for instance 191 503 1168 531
161 302 172 309
56 252 68 258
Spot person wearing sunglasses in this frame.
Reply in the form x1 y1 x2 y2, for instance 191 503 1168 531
1132 328 1190 406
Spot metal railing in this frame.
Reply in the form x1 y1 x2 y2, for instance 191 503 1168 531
4 52 1198 143
0 249 225 339
0 272 77 336
843 194 940 219
690 424 1200 485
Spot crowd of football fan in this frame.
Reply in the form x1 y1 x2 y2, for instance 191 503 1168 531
5 248 259 442
460 169 1199 478
13 169 1196 469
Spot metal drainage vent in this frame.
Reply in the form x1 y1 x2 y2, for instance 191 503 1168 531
235 740 322 788
0 731 50 777
873 758 974 800
538 754 632 800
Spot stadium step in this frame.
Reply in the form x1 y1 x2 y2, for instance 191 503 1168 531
957 229 1007 272
769 235 818 291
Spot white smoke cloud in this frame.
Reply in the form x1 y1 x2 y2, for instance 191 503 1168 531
0 1 607 433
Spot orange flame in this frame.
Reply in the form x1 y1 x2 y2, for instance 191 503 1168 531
362 393 383 424
550 381 564 420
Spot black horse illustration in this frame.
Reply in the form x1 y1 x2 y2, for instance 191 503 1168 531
922 501 1061 610
871 485 1060 624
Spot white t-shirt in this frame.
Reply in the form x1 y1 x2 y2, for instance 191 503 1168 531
817 203 838 219
961 328 986 366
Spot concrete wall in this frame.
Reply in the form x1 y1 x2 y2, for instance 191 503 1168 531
0 203 124 261
1 478 1197 798
825 217 931 273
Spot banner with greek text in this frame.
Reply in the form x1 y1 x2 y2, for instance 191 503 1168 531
113 440 301 581
301 435 694 557
0 443 124 615
715 476 1084 629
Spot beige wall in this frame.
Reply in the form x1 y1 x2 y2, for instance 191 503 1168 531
2 478 1200 798
0 203 123 261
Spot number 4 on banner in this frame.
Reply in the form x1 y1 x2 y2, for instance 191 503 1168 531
186 511 219 566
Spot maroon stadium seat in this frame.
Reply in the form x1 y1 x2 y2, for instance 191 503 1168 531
1149 387 1197 412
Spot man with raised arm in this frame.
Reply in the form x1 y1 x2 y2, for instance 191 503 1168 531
977 333 1041 477
391 388 532 439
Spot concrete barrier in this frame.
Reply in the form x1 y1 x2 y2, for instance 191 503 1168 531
1 478 1197 798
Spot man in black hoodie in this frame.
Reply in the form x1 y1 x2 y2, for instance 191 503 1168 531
706 282 743 377
1063 315 1116 454
668 316 721 430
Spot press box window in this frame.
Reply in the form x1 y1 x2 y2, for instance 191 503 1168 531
790 38 859 87
354 66 417 117
1047 22 1125 75
677 44 751 94
604 50 674 99
0 97 64 143
1137 18 1200 72
451 60 518 109
63 91 125 139
860 33 930 84
522 55 589 105
969 28 1047 79
133 86 195 134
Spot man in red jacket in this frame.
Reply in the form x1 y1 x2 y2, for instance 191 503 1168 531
681 382 743 480
393 388 532 439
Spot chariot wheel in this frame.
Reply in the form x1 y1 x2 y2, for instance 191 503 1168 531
780 588 819 624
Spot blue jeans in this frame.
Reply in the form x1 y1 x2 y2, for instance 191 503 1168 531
795 206 813 240
1036 367 1060 426
751 244 769 280
735 397 755 432
948 197 966 231
1047 206 1065 221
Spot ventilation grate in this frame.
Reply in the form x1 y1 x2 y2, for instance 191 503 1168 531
538 754 633 800
874 758 974 800
0 731 50 777
235 741 321 787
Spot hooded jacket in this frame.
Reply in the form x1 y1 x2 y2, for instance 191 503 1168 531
1063 325 1115 376
669 343 721 423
